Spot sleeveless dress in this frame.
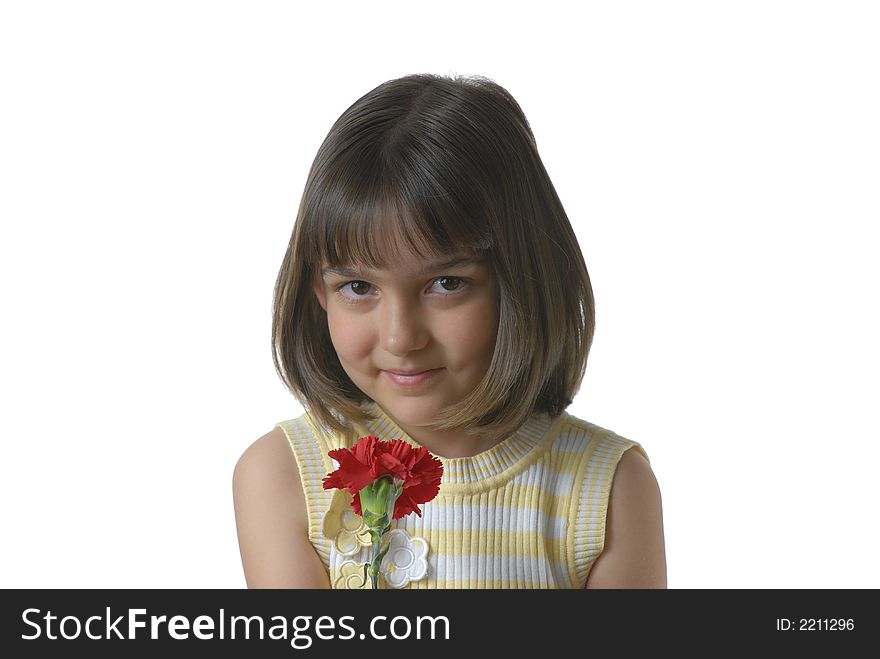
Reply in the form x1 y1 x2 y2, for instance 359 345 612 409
275 400 648 589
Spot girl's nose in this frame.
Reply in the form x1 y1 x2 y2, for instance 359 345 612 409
379 298 429 355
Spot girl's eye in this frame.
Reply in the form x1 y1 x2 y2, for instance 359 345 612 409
434 276 466 293
342 281 372 297
334 277 468 304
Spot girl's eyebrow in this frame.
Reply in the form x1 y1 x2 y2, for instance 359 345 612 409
321 256 483 278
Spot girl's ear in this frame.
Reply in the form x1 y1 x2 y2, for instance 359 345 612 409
313 274 327 311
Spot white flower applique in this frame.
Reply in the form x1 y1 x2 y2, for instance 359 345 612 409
331 527 430 589
322 488 371 556
379 529 429 588
322 466 431 589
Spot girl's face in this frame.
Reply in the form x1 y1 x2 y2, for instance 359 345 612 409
313 246 500 453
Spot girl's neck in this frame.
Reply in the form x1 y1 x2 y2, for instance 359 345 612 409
408 430 504 460
370 403 503 459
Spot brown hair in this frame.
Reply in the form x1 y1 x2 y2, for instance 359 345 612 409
272 73 594 443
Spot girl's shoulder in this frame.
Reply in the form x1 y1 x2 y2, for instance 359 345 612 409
234 409 332 514
584 437 665 587
232 424 332 588
233 425 301 490
548 414 665 588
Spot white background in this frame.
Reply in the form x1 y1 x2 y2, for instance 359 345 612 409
1 1 877 589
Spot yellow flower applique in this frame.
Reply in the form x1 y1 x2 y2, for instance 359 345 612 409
322 488 371 556
334 560 387 589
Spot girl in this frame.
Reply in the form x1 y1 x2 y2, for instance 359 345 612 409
233 73 666 589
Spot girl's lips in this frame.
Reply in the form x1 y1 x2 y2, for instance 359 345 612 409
382 368 443 388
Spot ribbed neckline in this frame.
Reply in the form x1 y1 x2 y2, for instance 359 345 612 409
357 400 565 487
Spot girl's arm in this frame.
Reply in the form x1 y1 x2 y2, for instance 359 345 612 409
585 447 667 589
232 427 331 588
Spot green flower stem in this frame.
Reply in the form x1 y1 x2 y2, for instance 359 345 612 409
358 475 402 589
370 539 381 590
364 527 391 589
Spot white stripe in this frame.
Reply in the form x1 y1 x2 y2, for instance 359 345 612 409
396 500 569 539
428 552 568 587
519 460 577 496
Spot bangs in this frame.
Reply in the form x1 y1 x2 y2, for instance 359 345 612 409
307 162 493 271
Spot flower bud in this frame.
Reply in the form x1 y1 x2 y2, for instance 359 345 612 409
358 475 403 535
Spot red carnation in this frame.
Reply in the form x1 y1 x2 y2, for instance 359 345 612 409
322 435 443 519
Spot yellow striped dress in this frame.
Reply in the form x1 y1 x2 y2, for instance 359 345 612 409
275 400 648 589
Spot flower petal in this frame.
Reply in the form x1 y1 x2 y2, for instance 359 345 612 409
335 560 369 589
391 491 421 519
407 536 429 560
322 489 352 539
335 530 361 556
374 439 416 476
350 435 381 468
402 479 441 504
323 446 375 492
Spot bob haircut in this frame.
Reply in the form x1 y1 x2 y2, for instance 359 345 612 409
272 73 595 444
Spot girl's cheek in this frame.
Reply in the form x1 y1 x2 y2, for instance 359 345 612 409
330 321 373 352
